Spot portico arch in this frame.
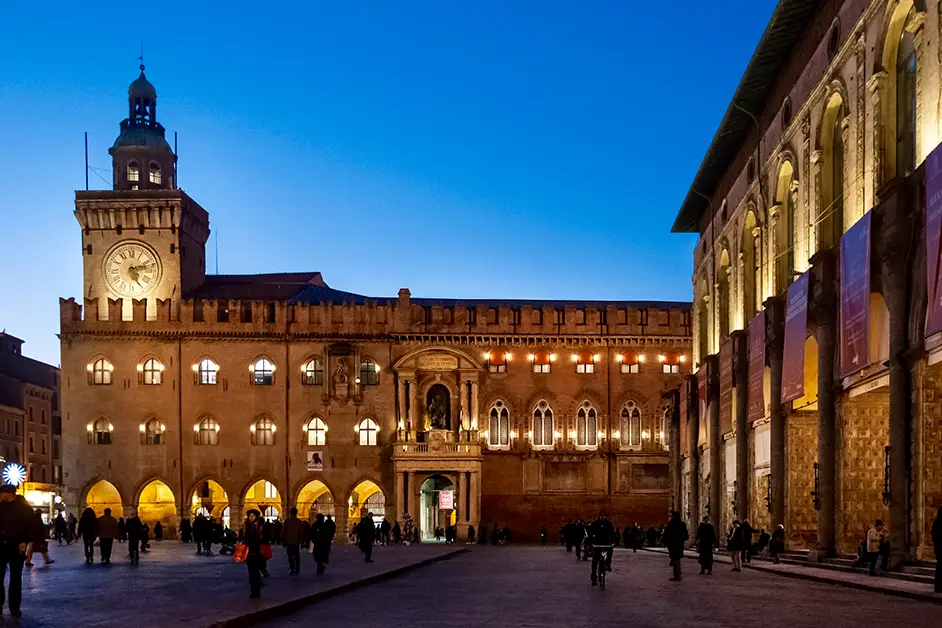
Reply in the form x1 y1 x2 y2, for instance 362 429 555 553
244 479 283 521
349 479 386 521
137 479 177 536
393 346 484 371
189 478 230 525
84 479 123 517
296 479 335 520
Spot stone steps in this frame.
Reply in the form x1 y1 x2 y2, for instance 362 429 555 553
749 553 935 585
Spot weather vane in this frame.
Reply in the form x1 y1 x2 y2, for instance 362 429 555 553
137 42 145 72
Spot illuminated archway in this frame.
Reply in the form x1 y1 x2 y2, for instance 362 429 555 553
190 479 229 527
244 479 282 521
85 480 123 517
138 480 177 534
348 480 385 520
296 480 335 520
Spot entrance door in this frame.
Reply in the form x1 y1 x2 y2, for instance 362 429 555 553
419 475 456 540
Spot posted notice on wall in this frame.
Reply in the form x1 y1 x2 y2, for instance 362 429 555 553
307 451 324 472
438 490 454 510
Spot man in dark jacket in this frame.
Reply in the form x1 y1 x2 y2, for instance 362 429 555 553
54 513 67 545
740 520 754 563
357 512 376 562
587 511 616 586
97 508 118 564
0 486 37 617
125 512 144 563
663 511 689 582
310 513 332 574
696 515 717 575
281 508 304 575
324 514 336 543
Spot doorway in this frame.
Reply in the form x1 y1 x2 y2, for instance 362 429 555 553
420 475 456 540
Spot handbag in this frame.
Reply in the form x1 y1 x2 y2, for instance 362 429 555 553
260 543 273 560
232 543 248 563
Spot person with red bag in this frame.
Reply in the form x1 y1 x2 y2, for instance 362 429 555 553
241 509 266 598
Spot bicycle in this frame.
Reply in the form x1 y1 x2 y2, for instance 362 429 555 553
592 544 614 590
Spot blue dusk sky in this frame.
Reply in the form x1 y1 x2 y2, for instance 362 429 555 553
0 0 777 366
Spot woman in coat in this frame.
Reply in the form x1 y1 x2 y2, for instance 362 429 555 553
77 508 99 564
242 509 266 598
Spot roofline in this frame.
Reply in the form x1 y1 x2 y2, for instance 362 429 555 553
671 0 821 234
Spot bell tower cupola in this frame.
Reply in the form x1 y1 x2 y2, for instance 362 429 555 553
109 64 176 191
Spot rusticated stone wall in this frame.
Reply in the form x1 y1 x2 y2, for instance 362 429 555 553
918 363 942 561
786 412 817 548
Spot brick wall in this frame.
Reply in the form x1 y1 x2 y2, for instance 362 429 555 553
839 393 889 555
786 412 817 548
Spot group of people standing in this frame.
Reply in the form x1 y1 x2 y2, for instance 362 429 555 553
561 519 666 560
693 517 785 576
75 507 152 564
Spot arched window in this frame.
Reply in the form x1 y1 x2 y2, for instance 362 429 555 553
618 352 641 373
532 400 554 450
142 418 164 445
485 351 509 373
487 401 510 450
90 417 113 445
149 162 161 185
359 359 380 386
819 92 847 250
896 6 917 177
358 418 379 446
196 416 219 445
252 416 276 446
775 162 796 294
302 359 324 386
127 161 140 182
718 249 731 338
306 417 327 446
197 358 219 385
530 351 554 374
620 402 642 449
575 402 598 449
251 358 274 385
141 358 163 385
574 351 597 374
741 211 759 321
89 358 114 385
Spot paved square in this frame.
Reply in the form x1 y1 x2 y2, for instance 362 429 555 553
262 546 941 628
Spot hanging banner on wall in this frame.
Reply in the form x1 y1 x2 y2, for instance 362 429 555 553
719 340 733 435
782 272 809 403
926 143 942 336
840 210 872 378
438 490 454 510
748 311 766 421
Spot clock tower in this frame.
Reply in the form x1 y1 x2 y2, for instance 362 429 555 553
75 65 210 320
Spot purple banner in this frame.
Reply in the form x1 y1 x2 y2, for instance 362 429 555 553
840 211 872 379
926 143 942 336
748 311 766 421
782 272 809 403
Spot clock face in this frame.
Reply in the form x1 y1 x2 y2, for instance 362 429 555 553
102 241 161 298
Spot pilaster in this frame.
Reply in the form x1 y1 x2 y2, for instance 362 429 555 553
732 329 749 523
764 296 786 529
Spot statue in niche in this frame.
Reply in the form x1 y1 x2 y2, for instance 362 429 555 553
426 384 451 430
333 357 348 384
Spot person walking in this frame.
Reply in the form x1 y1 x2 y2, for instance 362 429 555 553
727 520 744 572
466 523 474 544
77 508 98 564
866 520 885 576
769 524 786 564
392 520 401 544
740 519 754 564
931 506 942 593
25 508 54 568
154 522 163 542
117 517 126 542
66 513 77 544
574 520 586 561
193 514 206 555
478 523 488 546
53 513 66 545
310 513 332 574
242 509 266 598
563 520 575 553
696 515 716 575
282 508 304 575
324 514 336 545
357 512 376 563
125 512 143 564
380 518 391 546
663 511 689 582
0 486 37 617
181 518 192 544
97 508 118 564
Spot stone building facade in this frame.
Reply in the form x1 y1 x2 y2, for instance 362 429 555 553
671 0 942 564
59 67 692 541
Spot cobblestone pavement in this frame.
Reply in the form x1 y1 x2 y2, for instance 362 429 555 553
1 540 456 627
262 546 941 628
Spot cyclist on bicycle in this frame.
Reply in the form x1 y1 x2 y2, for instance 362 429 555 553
588 510 616 586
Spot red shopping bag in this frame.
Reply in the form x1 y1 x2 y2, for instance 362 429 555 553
260 543 273 560
232 543 248 563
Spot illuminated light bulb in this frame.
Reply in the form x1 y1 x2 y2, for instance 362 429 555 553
108 423 114 431
527 353 535 362
191 364 199 372
250 424 256 433
354 425 360 433
302 424 309 432
615 354 624 363
593 354 601 362
300 364 307 372
86 424 93 432
86 364 93 372
355 377 361 385
614 430 621 439
158 364 165 372
659 431 665 441
397 421 404 430
160 424 166 432
570 354 579 362
107 364 114 372
642 430 650 439
482 430 489 440
637 354 646 363
569 430 576 439
483 352 491 360
374 363 381 373
549 353 557 362
679 355 686 363
527 430 533 440
193 424 200 432
597 430 603 441
139 424 145 432
505 352 513 362
214 425 220 432
553 430 561 439
249 364 255 372
271 364 277 372
271 425 277 433
658 355 666 363
323 424 329 432
137 364 144 372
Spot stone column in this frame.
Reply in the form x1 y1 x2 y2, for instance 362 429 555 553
732 329 749 521
470 381 480 428
809 249 839 560
406 472 417 523
395 471 404 524
458 472 468 526
470 471 481 528
410 379 419 433
875 183 915 567
397 377 407 433
705 355 722 533
459 378 470 431
764 296 786 529
685 374 700 536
